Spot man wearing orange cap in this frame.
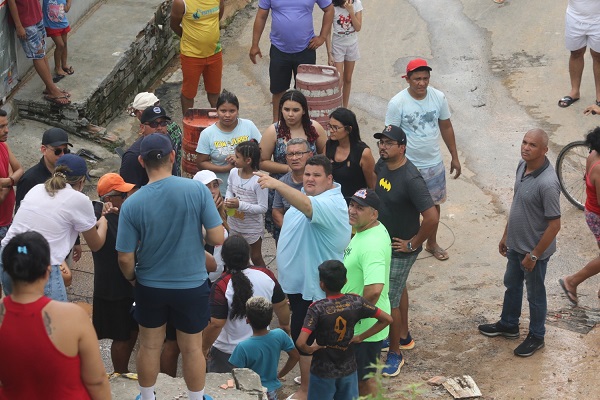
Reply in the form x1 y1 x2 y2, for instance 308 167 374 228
385 58 461 262
92 173 137 374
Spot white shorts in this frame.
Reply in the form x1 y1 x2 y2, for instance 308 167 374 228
332 33 360 63
565 12 600 52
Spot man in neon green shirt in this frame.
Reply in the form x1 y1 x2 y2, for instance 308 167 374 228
342 188 391 397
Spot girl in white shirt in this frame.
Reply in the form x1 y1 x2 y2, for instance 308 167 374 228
225 140 268 267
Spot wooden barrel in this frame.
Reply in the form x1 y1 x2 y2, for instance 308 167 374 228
296 64 342 129
182 108 218 178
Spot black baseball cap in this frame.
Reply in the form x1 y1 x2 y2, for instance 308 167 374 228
42 128 72 147
140 106 171 124
350 188 380 211
373 125 407 145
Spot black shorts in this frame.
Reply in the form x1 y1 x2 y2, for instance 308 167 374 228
269 45 316 94
92 297 138 341
354 340 383 381
288 293 314 356
134 281 210 334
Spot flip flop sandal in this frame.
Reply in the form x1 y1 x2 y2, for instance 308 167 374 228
425 247 449 261
44 95 71 106
63 66 74 75
559 278 578 305
52 74 65 83
293 376 301 385
558 96 579 108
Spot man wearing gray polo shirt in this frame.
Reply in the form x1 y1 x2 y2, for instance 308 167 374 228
478 129 561 357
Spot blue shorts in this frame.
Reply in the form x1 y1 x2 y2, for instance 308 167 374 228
308 372 358 400
133 281 210 334
419 161 447 205
269 45 316 94
18 21 47 60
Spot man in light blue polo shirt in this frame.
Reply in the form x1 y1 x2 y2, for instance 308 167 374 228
256 154 350 400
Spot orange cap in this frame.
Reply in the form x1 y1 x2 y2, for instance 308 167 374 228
97 173 135 196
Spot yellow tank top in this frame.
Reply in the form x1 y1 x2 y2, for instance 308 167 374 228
180 0 222 58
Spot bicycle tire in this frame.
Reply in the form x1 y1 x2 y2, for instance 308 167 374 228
556 140 587 211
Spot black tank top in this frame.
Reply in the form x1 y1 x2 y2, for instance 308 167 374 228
326 140 368 203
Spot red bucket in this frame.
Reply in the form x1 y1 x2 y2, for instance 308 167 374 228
296 64 342 128
182 108 219 178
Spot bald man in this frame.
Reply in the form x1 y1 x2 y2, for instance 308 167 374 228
479 129 561 358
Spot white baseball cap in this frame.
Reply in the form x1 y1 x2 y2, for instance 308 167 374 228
193 170 223 185
132 92 160 111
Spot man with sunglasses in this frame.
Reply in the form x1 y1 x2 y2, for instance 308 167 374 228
120 106 179 188
373 125 437 378
15 127 72 210
130 92 183 177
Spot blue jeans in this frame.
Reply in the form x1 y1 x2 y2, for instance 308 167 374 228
500 249 548 338
308 372 358 400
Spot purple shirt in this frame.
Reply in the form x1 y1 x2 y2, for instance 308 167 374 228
258 0 332 53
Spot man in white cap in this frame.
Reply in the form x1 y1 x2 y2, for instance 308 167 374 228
129 92 183 177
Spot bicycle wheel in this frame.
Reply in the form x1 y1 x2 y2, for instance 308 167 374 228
556 140 587 210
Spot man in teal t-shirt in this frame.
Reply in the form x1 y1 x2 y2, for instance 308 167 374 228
342 188 391 398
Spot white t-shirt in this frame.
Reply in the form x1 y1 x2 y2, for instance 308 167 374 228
2 184 97 265
333 0 363 36
225 169 268 237
567 0 600 24
196 118 262 196
385 86 451 169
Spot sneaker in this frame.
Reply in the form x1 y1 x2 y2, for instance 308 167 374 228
381 333 415 352
399 333 415 350
382 351 404 377
478 321 519 339
514 333 544 357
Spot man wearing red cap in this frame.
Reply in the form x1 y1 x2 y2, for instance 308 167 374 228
385 58 461 261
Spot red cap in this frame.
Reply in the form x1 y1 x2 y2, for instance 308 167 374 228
402 58 432 78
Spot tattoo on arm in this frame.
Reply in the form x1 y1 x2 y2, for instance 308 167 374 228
43 311 53 336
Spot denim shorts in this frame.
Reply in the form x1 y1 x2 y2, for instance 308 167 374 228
19 21 47 60
419 161 447 205
389 254 418 308
1 262 67 302
308 371 358 400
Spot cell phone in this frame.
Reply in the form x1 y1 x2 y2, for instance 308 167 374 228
92 200 104 220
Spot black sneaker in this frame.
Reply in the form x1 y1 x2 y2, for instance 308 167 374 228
514 333 544 357
478 321 519 339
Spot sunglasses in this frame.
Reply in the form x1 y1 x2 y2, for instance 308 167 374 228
103 192 127 200
48 147 71 156
145 120 169 128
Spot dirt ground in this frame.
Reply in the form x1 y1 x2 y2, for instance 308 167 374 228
7 0 600 398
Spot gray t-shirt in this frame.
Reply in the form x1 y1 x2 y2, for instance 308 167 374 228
506 158 561 260
273 172 303 211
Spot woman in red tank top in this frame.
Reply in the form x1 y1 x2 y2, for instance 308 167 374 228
560 127 600 306
0 232 110 399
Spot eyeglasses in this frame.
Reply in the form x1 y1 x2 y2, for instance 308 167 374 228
285 151 311 158
103 192 127 200
48 147 71 156
145 120 168 128
377 140 399 149
327 124 346 132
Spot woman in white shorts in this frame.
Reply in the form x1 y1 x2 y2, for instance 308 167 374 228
325 0 363 108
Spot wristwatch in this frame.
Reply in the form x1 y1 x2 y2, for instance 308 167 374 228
529 253 538 262
407 242 414 252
